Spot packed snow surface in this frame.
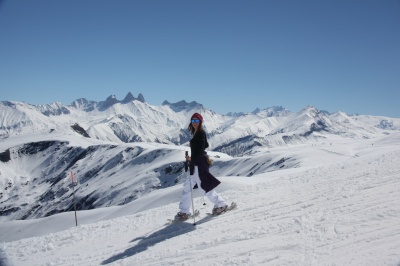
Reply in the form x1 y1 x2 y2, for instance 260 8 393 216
1 134 400 266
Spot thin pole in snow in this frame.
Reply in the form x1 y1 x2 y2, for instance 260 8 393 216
189 171 197 226
70 172 78 227
186 151 197 226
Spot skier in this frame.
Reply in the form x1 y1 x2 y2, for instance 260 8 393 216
175 113 228 220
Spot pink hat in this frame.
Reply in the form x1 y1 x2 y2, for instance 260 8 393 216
191 113 203 122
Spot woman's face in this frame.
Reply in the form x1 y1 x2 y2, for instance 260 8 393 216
191 117 200 130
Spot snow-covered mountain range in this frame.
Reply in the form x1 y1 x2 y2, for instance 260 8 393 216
1 92 398 152
0 93 399 222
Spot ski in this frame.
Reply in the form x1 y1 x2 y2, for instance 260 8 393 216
207 202 237 216
167 210 200 224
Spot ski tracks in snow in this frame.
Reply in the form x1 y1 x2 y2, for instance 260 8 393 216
283 150 400 265
1 149 400 265
126 149 400 265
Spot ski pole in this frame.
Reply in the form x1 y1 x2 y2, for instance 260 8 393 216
188 174 197 226
186 151 197 226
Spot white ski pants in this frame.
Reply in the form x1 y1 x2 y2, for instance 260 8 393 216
179 166 226 214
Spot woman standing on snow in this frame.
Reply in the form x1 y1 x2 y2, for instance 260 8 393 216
175 113 228 220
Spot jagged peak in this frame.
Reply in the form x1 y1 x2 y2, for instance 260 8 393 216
320 110 331 115
331 111 348 118
98 95 119 111
304 105 317 111
162 100 204 112
106 95 117 101
36 101 64 108
122 92 135 103
299 105 321 117
70 98 97 112
72 98 90 104
252 106 287 117
34 102 70 116
226 111 246 117
0 100 16 106
69 93 146 111
106 95 118 103
98 93 145 110
137 93 145 103
122 92 145 103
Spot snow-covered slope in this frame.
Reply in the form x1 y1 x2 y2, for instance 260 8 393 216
0 134 399 265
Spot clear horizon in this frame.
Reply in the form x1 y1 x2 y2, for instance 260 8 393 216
0 0 399 117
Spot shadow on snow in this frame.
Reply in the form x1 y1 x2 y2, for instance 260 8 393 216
101 221 198 264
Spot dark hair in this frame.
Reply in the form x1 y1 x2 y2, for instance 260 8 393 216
188 121 204 135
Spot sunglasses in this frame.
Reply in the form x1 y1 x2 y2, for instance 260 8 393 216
191 119 200 123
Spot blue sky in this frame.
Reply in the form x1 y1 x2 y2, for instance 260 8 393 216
0 0 399 117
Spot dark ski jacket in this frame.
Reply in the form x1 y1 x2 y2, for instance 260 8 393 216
189 130 221 193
